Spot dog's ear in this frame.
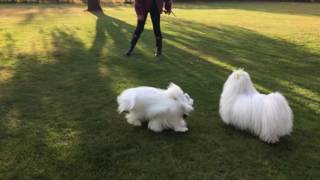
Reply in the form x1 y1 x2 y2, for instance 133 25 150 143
184 93 191 101
168 82 178 89
184 93 194 105
166 82 183 99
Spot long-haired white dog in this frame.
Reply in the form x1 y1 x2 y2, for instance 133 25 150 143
117 83 194 133
219 69 293 143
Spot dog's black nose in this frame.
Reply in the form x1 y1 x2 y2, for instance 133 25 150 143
183 114 188 119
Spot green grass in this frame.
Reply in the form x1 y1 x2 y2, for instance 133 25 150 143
0 2 320 179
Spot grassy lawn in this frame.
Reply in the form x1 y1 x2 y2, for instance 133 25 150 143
0 2 319 179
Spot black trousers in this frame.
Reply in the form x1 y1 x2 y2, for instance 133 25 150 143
133 0 162 39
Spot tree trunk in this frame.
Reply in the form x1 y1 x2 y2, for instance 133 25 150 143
87 0 102 12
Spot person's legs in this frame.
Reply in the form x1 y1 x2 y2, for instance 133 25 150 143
150 0 162 56
126 14 148 56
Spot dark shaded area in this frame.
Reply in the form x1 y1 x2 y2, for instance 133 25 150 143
0 11 319 179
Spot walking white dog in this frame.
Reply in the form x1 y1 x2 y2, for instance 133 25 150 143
219 69 293 143
117 83 194 133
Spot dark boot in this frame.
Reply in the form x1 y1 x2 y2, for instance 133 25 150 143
155 36 162 57
126 35 139 56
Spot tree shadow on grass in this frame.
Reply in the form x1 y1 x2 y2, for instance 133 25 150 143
174 2 320 17
0 10 319 179
0 27 121 178
164 17 320 113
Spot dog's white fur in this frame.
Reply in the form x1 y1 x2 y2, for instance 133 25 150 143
117 83 194 133
219 69 293 143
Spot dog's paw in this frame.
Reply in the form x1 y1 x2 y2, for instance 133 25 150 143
127 119 142 127
148 121 164 133
149 127 163 133
260 135 279 144
174 127 189 133
267 137 279 144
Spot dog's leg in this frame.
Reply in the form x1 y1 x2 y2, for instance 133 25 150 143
125 113 142 127
268 136 279 144
260 134 279 144
148 119 163 133
173 119 188 132
180 119 187 127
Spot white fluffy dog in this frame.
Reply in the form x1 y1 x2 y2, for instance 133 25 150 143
219 69 293 143
117 83 194 133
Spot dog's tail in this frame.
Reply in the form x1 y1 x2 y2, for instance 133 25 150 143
165 82 184 99
117 89 136 114
260 92 293 141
